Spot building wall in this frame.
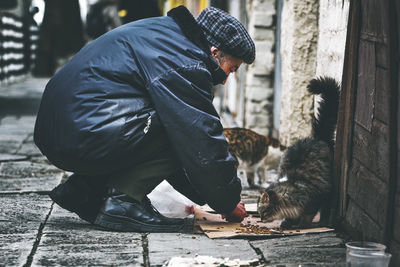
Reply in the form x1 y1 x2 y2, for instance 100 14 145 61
279 0 319 146
314 0 349 122
0 0 39 85
223 0 247 127
244 0 276 136
315 0 350 80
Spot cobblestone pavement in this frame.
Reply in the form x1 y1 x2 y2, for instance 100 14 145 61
0 78 347 266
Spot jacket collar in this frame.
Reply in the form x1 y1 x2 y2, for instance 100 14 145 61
167 6 227 85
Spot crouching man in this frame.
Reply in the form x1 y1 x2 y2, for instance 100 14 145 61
34 6 255 232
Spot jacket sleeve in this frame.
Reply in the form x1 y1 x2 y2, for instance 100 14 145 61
146 64 242 214
166 168 207 206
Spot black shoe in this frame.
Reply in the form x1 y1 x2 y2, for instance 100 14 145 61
94 190 185 232
49 174 107 224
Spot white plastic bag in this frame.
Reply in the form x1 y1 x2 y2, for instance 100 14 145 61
148 180 195 218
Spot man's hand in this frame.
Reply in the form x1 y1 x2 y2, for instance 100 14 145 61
221 201 247 222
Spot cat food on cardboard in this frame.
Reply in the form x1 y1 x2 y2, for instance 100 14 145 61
238 223 275 234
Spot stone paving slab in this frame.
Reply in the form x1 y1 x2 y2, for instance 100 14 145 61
0 194 52 266
0 173 63 193
30 155 53 166
0 233 37 267
0 194 51 235
0 77 47 98
0 136 25 154
17 142 43 157
0 153 27 162
250 232 346 266
0 116 36 133
0 79 46 116
0 116 38 155
14 132 43 157
32 205 143 266
0 161 63 179
147 233 260 266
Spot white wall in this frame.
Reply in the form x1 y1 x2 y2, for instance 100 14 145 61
279 0 319 146
315 0 350 81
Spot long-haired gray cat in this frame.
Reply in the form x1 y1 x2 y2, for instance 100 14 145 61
257 76 340 229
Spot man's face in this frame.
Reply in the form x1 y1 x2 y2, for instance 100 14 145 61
211 47 243 85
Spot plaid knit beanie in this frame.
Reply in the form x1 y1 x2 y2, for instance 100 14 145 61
196 7 255 64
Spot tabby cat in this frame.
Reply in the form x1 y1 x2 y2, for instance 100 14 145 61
257 76 340 229
224 127 282 187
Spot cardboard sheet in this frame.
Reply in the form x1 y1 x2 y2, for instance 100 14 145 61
194 207 334 239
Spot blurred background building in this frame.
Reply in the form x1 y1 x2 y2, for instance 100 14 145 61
0 0 39 85
0 0 350 147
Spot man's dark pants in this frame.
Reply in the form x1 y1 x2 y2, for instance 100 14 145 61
49 135 201 224
47 121 207 225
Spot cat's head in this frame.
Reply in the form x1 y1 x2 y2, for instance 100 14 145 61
257 190 281 222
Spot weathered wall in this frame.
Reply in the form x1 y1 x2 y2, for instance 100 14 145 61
315 0 350 81
314 0 349 121
279 0 319 146
244 0 276 136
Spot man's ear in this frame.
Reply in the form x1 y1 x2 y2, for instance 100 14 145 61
210 46 219 57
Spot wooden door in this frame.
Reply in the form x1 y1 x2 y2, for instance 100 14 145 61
334 0 399 265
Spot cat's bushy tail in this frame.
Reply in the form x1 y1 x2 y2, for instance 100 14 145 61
307 76 340 148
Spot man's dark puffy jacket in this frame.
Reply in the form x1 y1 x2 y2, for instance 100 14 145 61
34 6 241 214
